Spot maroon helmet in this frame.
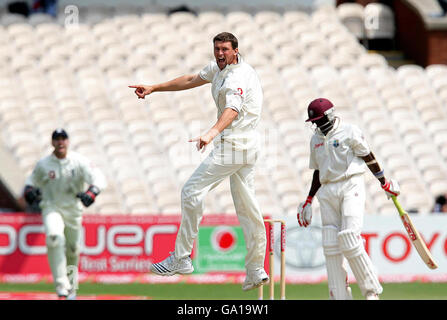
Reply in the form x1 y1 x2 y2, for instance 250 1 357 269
305 98 334 122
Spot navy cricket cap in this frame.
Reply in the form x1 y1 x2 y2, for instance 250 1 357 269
51 128 69 140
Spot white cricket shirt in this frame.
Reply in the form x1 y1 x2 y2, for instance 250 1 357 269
26 151 107 214
309 120 370 184
199 54 263 150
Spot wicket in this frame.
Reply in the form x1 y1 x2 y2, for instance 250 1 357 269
258 219 286 300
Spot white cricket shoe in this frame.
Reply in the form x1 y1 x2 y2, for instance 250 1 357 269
150 252 194 276
67 287 77 300
242 268 269 291
56 284 70 298
365 292 380 300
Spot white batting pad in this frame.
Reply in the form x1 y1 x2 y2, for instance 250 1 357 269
322 226 352 300
338 229 383 296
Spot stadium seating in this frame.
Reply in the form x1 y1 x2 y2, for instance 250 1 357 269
0 4 446 217
336 3 365 40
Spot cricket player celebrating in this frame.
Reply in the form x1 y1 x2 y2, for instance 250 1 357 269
129 32 268 291
24 129 106 299
297 98 400 300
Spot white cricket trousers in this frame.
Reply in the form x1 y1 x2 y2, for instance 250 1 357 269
318 174 366 231
175 143 266 271
317 174 383 298
42 207 81 289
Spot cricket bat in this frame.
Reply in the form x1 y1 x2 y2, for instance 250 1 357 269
391 196 438 270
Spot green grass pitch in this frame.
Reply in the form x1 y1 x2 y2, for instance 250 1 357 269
0 282 446 300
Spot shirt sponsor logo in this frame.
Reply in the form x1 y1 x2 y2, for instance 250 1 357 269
314 143 323 149
48 171 56 179
332 139 340 148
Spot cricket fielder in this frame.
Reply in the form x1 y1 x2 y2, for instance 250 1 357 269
297 98 400 300
24 129 106 299
129 32 268 290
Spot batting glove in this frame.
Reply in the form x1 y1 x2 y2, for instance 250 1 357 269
381 179 400 199
77 185 100 207
24 185 41 205
297 196 313 227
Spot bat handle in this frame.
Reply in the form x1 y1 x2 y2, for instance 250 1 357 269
391 195 405 217
390 195 397 204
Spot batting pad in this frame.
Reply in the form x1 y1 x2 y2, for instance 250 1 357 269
338 229 383 296
322 226 352 300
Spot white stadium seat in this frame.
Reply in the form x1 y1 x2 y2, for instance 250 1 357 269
0 5 443 215
336 3 365 39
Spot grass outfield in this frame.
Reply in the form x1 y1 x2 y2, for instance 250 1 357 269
0 282 446 300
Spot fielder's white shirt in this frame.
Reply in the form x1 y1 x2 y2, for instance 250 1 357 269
309 120 370 184
26 151 107 214
199 55 263 150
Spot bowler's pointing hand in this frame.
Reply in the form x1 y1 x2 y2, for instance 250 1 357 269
189 129 218 153
189 135 212 153
128 85 154 99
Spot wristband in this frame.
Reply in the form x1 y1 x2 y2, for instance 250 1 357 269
85 191 96 200
87 185 100 196
24 186 34 195
374 170 384 179
306 196 313 203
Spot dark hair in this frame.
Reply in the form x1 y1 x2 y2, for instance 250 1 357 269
213 32 238 49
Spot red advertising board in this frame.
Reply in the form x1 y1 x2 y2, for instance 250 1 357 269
3 213 444 284
0 213 248 283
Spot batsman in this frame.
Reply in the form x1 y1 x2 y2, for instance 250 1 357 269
24 129 107 299
297 98 400 300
